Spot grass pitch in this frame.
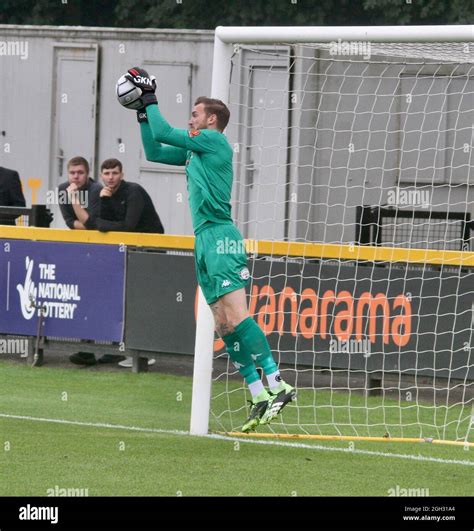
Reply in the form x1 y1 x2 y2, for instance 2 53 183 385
1 360 472 496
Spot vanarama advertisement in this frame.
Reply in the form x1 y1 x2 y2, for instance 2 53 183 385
126 252 472 379
207 272 412 357
194 259 471 376
246 285 411 346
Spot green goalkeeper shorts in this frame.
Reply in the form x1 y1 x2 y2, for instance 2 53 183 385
194 223 250 305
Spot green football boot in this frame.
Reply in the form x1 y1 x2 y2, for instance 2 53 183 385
241 390 271 433
260 383 296 425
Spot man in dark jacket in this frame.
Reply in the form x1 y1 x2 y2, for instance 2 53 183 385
72 158 163 367
96 158 164 233
58 156 101 230
0 166 26 225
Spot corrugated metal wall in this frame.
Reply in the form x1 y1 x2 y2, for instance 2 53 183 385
0 27 472 245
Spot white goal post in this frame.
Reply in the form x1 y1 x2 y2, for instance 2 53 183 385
190 25 474 442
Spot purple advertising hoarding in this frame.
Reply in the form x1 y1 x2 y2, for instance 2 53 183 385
0 240 125 342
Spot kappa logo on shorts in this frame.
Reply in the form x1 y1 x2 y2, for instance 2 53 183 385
239 267 250 280
188 129 201 137
221 279 232 287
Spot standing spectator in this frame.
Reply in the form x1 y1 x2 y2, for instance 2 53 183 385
96 158 164 234
0 166 26 225
58 156 101 230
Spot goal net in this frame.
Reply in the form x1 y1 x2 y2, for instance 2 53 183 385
193 27 474 445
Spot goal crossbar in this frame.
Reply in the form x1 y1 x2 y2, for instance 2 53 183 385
216 25 474 44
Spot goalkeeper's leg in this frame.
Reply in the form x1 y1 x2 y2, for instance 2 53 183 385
213 289 296 429
217 310 270 432
197 225 295 429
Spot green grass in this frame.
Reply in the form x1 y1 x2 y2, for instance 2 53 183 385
1 361 472 496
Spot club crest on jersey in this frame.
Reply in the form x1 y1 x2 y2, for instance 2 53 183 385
189 129 201 137
239 267 250 280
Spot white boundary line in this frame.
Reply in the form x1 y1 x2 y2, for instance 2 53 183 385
1 413 473 467
0 413 188 435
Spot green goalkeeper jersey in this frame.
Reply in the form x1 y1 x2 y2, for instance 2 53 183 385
140 104 234 234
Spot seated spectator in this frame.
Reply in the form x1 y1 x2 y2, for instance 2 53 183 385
59 157 116 366
0 165 26 225
71 158 163 368
96 158 164 233
99 158 164 368
58 156 101 230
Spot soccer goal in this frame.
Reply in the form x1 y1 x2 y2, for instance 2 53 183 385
191 25 474 447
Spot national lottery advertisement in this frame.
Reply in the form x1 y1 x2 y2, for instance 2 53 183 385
0 239 125 342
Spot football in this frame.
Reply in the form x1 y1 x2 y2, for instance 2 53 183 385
116 74 143 110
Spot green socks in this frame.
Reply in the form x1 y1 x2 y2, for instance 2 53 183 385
222 316 278 387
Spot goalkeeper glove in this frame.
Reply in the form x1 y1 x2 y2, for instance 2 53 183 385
137 110 148 123
126 67 157 108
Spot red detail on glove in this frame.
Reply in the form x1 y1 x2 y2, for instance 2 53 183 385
129 68 139 76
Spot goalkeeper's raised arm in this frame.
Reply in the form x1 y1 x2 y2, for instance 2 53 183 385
139 115 187 166
123 67 227 160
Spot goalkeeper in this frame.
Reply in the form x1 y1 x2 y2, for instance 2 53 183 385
122 67 295 432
